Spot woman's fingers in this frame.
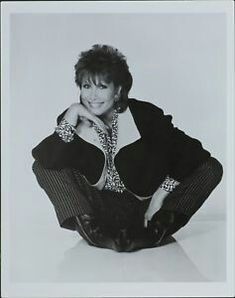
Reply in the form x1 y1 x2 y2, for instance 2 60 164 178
144 211 152 228
80 116 108 134
77 105 108 133
144 218 149 228
78 112 107 133
144 200 163 228
93 118 108 134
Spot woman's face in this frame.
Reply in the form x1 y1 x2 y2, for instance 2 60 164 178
80 75 118 117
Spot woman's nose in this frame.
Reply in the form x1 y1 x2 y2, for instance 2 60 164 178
90 87 98 101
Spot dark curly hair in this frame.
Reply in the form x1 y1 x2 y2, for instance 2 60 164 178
74 44 133 113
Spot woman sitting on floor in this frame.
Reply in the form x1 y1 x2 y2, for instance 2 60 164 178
32 44 223 252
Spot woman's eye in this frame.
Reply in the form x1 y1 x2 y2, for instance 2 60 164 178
99 84 107 89
83 84 90 89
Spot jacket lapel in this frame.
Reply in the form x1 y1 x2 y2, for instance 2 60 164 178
115 107 141 155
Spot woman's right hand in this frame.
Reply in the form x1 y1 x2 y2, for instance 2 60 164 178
63 103 108 133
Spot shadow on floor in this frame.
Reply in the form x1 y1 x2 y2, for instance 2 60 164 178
55 236 208 282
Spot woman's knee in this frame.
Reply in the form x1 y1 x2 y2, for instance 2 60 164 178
32 160 73 187
32 160 50 188
32 160 43 176
204 156 223 186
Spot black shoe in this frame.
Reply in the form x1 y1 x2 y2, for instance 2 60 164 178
148 209 190 245
112 227 159 252
112 228 134 252
76 214 121 251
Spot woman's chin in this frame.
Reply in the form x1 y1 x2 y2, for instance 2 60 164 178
88 108 105 116
88 106 114 118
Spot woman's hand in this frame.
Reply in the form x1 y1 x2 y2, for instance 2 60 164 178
63 103 108 133
144 188 169 228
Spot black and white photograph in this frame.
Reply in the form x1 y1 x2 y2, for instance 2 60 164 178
1 1 234 297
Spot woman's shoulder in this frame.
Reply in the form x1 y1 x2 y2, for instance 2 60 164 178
127 98 174 137
128 98 171 122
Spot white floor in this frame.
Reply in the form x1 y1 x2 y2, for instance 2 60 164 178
6 154 227 287
10 216 226 283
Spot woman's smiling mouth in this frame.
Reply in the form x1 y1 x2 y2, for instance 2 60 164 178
88 102 104 108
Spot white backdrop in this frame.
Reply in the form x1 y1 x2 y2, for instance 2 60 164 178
10 12 226 227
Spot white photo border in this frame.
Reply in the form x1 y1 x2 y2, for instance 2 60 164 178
1 1 234 297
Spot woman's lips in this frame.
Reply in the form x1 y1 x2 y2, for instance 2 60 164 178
88 102 104 108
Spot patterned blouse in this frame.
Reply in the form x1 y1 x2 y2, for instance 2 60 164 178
92 110 126 193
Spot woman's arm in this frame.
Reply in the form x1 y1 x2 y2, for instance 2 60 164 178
143 156 223 247
31 107 75 169
32 103 110 169
161 156 223 217
146 101 211 182
32 104 85 169
144 188 169 227
144 176 180 227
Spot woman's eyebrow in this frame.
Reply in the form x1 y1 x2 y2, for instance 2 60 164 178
97 80 108 85
82 79 91 84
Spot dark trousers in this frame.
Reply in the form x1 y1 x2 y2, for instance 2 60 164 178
32 157 223 251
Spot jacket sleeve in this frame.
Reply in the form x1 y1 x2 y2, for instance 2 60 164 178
32 108 76 169
150 104 211 182
168 126 211 181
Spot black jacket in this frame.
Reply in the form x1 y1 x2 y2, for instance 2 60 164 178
32 98 211 197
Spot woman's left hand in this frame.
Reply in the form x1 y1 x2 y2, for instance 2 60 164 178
144 189 169 228
144 201 162 228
